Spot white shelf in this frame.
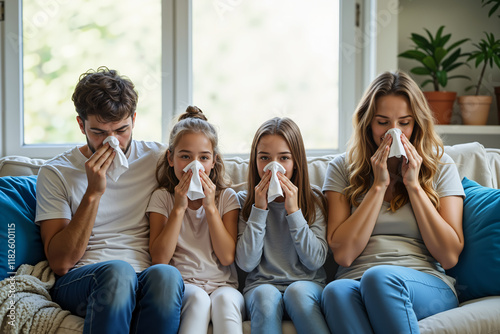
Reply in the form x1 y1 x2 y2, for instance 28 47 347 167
435 125 500 135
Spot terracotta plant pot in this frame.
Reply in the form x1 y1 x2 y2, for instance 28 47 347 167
495 87 500 125
423 91 457 125
458 95 493 125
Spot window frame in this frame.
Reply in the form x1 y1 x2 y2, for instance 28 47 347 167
1 0 359 159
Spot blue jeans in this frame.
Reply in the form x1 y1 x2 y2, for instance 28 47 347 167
321 265 458 334
244 281 329 334
50 260 184 334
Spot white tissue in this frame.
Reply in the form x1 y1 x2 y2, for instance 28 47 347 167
103 136 129 182
183 160 206 201
263 161 286 203
385 128 408 162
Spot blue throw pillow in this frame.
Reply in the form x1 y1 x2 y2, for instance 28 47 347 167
0 175 46 280
446 177 500 302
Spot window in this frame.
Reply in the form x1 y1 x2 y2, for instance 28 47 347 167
21 0 162 145
2 0 356 158
192 0 339 154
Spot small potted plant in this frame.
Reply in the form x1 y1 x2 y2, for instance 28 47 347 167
399 26 470 124
459 32 500 125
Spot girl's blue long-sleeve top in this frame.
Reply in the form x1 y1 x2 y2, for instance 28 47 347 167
235 191 328 294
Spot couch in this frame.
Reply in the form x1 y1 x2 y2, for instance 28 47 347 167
1 141 500 333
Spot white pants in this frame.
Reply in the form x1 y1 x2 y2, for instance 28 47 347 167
179 284 245 334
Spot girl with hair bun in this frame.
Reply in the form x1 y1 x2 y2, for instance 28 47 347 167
321 71 465 333
147 106 244 334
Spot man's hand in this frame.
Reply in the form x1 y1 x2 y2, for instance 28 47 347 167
84 143 116 196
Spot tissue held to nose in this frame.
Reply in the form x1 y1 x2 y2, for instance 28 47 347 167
183 160 206 201
263 161 286 203
102 136 129 182
385 128 408 162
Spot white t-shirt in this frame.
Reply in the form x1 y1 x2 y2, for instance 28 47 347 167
322 152 465 292
35 140 165 272
146 188 240 293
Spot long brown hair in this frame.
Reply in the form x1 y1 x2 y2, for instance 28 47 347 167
241 117 327 224
345 71 444 212
156 106 229 194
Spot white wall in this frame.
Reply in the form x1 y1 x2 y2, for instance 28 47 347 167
374 0 400 75
398 0 500 125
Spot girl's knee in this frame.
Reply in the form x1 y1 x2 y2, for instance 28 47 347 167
211 287 242 306
246 285 283 316
184 285 211 307
284 281 322 304
251 284 281 302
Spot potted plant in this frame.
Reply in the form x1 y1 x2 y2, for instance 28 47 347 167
459 32 500 125
399 26 470 124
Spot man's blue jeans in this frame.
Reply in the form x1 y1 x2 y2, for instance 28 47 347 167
51 260 184 334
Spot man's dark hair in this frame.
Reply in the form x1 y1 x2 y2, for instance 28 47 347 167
72 66 138 122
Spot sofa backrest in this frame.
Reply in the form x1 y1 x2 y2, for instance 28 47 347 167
225 142 500 191
1 142 499 189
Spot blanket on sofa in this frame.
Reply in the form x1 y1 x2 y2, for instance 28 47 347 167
0 261 69 334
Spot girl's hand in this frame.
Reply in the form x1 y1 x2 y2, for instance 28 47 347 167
278 172 299 215
370 134 391 188
173 169 191 211
401 134 422 188
200 170 217 210
255 170 271 210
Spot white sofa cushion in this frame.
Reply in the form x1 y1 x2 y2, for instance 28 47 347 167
418 296 500 334
444 142 493 188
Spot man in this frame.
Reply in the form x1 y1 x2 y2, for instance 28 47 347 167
35 67 184 334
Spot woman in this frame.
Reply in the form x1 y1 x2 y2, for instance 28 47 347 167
321 71 465 334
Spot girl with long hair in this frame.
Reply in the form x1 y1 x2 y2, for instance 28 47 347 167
236 117 330 334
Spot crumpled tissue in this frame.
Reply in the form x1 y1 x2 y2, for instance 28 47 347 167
183 160 206 201
385 128 408 162
103 136 129 182
263 161 286 202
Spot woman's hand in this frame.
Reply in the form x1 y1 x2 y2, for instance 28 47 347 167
173 169 191 211
278 172 299 215
370 134 391 188
255 170 271 210
200 170 217 211
401 134 422 189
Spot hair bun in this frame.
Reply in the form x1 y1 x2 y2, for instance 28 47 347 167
178 105 207 121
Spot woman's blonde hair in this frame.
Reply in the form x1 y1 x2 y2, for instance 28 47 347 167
241 117 327 224
156 106 229 194
345 71 444 212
